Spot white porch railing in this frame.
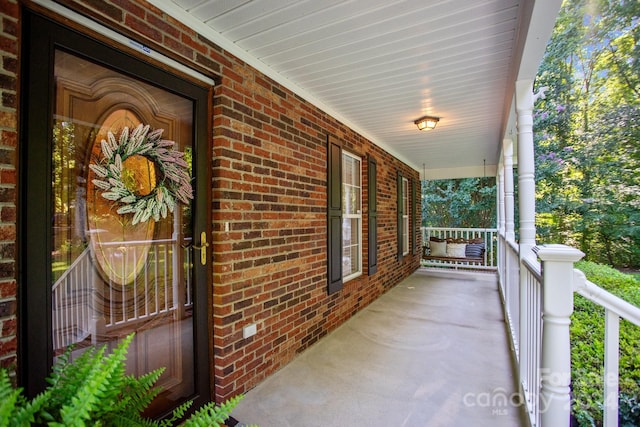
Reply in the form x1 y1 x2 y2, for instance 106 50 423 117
498 237 640 427
421 227 497 269
52 238 193 351
52 247 94 350
573 271 640 426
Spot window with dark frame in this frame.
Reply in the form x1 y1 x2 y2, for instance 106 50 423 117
327 136 370 293
397 172 418 260
341 151 362 281
401 176 410 256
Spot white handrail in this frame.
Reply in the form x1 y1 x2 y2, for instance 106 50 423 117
498 241 640 427
573 270 640 326
572 269 640 427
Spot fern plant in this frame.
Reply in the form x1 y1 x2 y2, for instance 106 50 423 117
0 334 242 426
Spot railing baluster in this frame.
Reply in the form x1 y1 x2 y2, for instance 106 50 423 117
54 286 60 349
603 309 620 427
132 249 137 320
144 250 149 317
109 273 114 327
51 239 182 349
154 244 159 314
184 244 191 306
163 244 169 312
64 281 70 347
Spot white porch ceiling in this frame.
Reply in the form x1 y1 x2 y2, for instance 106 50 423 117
151 0 562 179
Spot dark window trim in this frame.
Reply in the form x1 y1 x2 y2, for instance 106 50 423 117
397 172 404 260
327 135 343 294
412 178 419 256
367 155 377 275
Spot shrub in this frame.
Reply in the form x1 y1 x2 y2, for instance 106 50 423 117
0 334 242 426
571 261 640 426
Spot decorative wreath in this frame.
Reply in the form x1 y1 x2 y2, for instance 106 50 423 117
89 124 193 225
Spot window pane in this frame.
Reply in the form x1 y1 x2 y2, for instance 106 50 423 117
341 152 362 279
402 177 409 255
342 154 361 215
403 216 409 254
342 217 359 245
342 218 360 277
403 178 409 213
342 154 360 187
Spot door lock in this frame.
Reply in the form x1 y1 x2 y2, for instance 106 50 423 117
192 231 209 265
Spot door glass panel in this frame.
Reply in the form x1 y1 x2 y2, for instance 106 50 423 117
52 50 195 416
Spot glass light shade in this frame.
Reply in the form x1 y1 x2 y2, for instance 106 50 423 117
415 116 439 131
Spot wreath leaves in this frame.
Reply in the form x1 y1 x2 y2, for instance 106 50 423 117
90 124 193 225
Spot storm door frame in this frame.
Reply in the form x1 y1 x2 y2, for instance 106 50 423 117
18 9 212 413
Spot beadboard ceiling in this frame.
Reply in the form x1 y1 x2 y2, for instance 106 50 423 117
150 0 562 179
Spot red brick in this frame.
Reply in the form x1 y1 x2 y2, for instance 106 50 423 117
0 225 14 240
0 131 15 147
124 14 162 43
1 317 16 334
0 206 15 222
84 0 123 21
145 12 180 39
0 280 15 298
0 111 16 129
181 32 208 55
0 169 14 185
0 0 19 18
9 0 422 404
111 0 145 18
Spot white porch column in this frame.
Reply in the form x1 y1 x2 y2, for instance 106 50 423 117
497 167 504 236
536 244 584 427
515 80 539 256
502 138 515 242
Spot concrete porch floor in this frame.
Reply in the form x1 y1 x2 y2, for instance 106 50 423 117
230 268 528 427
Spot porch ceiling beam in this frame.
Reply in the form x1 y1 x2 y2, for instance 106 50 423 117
422 164 498 181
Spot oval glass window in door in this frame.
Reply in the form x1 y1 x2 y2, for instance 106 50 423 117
87 109 155 286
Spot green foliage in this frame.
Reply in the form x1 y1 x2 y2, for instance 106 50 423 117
181 395 243 427
421 177 496 228
620 393 640 427
534 0 640 268
0 369 50 426
571 261 640 426
0 334 242 426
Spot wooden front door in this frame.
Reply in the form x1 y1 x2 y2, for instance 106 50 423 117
20 10 211 418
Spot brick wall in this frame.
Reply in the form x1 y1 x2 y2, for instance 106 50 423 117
0 0 18 374
5 0 421 401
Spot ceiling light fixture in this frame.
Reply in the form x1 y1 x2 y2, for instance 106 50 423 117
414 115 440 131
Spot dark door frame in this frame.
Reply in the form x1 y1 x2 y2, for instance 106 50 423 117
18 8 212 412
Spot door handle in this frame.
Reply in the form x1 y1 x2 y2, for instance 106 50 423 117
192 231 209 265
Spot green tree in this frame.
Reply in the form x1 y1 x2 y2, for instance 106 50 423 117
422 177 496 228
534 0 639 268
